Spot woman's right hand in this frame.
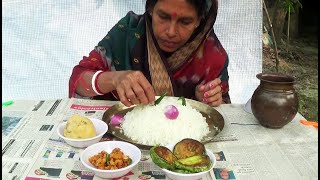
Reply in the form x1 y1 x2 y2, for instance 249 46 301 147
112 71 155 107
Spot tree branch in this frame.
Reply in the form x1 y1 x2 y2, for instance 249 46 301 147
263 0 280 72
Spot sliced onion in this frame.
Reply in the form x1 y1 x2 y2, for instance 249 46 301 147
164 105 179 120
111 114 124 126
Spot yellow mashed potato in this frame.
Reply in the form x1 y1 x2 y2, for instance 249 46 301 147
64 114 96 139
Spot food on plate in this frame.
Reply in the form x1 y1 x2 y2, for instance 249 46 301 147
64 114 96 139
173 138 205 159
174 154 212 173
150 138 212 173
110 114 124 126
121 97 209 146
89 148 132 170
164 105 179 120
150 146 177 170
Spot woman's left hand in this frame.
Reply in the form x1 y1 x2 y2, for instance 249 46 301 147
195 78 224 107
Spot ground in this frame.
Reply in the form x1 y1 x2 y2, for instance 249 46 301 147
262 35 318 121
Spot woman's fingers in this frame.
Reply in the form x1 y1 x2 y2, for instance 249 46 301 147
195 81 206 101
203 83 222 97
126 88 140 105
116 87 133 107
200 78 223 106
131 84 149 104
206 78 222 91
115 71 155 106
207 96 223 106
136 73 155 104
205 91 223 106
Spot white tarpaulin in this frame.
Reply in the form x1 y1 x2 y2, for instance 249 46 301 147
2 0 262 103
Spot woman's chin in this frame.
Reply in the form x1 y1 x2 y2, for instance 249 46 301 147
159 45 177 53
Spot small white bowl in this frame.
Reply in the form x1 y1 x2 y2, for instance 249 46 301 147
161 144 216 180
57 118 108 148
80 141 141 179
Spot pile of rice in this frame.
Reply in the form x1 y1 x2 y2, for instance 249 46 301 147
121 97 209 146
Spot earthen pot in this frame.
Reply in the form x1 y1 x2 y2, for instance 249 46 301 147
251 73 299 128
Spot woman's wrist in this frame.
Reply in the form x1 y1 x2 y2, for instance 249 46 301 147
95 71 119 95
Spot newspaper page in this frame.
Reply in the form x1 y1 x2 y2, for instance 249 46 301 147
2 99 70 180
24 98 117 180
209 104 319 180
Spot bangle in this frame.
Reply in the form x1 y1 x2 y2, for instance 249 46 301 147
95 71 104 95
92 71 104 95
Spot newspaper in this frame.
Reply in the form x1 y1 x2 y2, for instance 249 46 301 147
2 99 69 180
2 98 318 180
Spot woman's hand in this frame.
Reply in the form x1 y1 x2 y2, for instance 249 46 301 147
112 71 155 107
195 78 224 107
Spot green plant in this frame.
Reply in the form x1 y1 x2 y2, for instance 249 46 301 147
280 0 302 52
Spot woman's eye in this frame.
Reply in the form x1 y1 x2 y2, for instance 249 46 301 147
159 14 170 20
180 21 192 26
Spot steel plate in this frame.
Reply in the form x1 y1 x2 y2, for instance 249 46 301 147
102 97 224 149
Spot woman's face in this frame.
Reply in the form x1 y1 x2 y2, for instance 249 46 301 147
151 0 201 53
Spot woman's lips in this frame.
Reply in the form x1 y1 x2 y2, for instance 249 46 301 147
161 40 177 49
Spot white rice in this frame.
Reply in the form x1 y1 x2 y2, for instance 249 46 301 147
121 97 209 146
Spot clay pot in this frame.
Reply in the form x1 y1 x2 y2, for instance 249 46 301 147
251 73 299 128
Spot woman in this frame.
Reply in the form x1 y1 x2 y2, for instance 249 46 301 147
69 0 231 107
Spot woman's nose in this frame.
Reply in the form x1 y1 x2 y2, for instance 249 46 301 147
166 23 178 37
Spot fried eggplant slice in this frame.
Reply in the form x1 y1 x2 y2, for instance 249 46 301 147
150 146 177 170
174 155 212 173
173 138 205 159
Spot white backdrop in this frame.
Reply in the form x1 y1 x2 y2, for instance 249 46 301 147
2 0 262 103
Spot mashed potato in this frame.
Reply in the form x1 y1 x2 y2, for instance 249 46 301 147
64 114 96 139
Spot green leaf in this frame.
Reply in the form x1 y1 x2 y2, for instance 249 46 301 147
128 157 132 165
106 154 110 165
155 92 167 105
178 96 186 106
